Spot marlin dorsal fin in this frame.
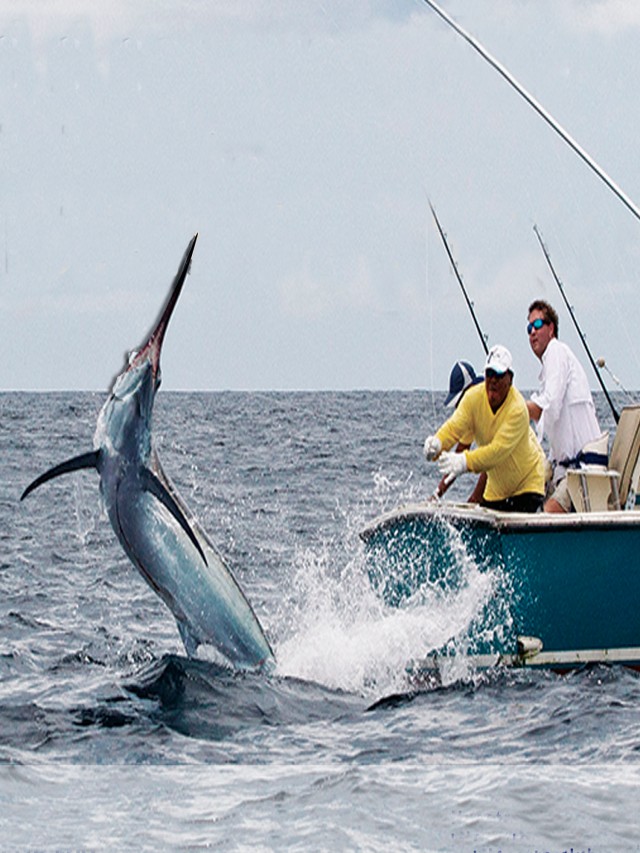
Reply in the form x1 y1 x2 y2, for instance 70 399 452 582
140 468 208 566
21 450 100 501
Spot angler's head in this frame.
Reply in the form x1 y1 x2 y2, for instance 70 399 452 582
484 344 514 413
527 299 558 360
96 235 198 455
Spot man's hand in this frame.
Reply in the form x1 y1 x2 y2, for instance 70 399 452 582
438 450 468 484
423 435 442 461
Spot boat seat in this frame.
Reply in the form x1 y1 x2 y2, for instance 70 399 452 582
566 405 640 511
567 468 620 512
608 404 640 507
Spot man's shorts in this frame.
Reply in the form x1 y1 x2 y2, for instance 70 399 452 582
547 476 572 512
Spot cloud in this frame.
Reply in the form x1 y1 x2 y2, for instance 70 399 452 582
0 1 137 43
565 0 640 35
279 266 330 318
1 277 151 320
279 255 380 318
0 0 412 40
0 0 415 88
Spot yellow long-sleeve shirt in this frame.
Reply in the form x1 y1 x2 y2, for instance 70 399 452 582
436 382 545 502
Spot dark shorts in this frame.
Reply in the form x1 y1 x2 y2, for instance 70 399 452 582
480 492 544 513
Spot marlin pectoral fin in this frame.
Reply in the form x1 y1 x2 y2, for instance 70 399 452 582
140 468 208 566
21 450 100 501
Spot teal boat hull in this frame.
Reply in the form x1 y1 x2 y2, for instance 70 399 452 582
360 502 640 670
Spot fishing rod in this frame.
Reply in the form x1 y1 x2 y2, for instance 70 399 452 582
427 202 489 501
421 0 640 227
533 225 620 424
429 201 489 355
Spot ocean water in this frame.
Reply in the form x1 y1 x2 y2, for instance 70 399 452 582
2 389 639 851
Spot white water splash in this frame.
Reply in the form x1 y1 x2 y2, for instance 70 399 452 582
273 528 499 697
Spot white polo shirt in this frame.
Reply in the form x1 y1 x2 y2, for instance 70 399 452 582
530 337 601 480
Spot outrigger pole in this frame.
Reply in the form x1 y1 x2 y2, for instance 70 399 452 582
421 0 640 226
429 202 489 355
533 225 620 424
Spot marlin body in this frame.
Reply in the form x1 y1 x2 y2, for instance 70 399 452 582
22 235 274 670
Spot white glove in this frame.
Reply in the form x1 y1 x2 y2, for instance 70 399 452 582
423 435 442 461
438 450 468 484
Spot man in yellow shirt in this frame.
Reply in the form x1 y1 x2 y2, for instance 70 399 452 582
424 344 545 512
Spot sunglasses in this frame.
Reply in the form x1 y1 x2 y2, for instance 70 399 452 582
527 318 549 335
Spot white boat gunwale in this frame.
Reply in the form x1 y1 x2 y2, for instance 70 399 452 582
359 499 640 540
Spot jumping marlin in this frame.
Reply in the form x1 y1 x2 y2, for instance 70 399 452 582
21 235 274 670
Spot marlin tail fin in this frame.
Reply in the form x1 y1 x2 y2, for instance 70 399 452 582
21 450 100 501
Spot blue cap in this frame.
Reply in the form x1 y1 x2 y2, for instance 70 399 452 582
445 360 481 408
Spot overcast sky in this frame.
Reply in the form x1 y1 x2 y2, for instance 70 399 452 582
3 0 640 392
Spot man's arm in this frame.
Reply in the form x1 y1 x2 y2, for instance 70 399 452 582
434 442 470 498
530 343 568 427
527 399 542 422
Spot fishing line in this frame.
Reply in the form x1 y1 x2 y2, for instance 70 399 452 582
541 189 640 400
540 82 640 394
586 206 640 386
533 225 620 423
421 0 640 227
424 201 437 424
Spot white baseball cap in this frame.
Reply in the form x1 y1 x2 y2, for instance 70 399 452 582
484 344 513 375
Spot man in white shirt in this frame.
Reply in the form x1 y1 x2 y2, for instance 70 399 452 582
526 299 602 513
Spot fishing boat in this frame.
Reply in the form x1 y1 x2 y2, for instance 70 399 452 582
360 404 640 672
372 3 640 675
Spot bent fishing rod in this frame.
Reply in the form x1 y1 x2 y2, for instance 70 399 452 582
533 225 620 424
429 201 489 355
421 0 640 227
